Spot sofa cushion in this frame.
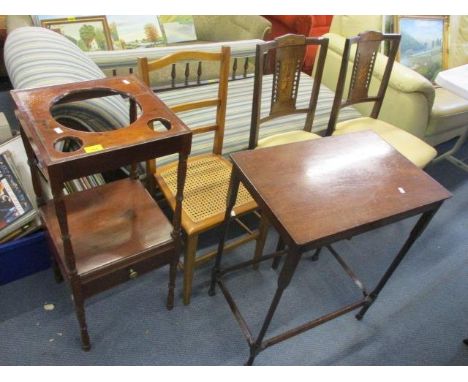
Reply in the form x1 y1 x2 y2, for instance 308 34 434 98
334 117 437 168
264 15 332 74
193 16 271 42
329 16 383 37
4 26 130 131
263 16 312 38
156 73 361 165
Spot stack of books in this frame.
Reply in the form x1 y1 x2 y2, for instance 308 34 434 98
0 150 38 243
63 173 106 195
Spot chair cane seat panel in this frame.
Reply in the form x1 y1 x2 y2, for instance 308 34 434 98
257 130 322 148
155 154 257 234
334 117 437 168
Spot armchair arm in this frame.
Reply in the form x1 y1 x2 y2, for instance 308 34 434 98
319 33 435 139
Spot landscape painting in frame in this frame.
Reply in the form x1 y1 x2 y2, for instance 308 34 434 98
41 16 113 51
106 16 165 50
395 15 449 82
158 16 197 44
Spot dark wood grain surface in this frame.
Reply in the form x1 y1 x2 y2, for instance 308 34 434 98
231 131 452 248
11 75 192 181
40 178 174 279
13 75 192 349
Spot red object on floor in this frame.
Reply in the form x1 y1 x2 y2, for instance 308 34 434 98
263 15 333 73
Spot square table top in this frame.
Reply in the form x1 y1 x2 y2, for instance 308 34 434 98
11 75 192 169
231 131 452 248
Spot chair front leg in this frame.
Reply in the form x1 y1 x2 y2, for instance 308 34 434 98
183 234 199 305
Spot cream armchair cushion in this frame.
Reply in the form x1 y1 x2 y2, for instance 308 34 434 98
257 130 321 148
333 117 437 168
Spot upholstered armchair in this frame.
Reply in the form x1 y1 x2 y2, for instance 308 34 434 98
319 15 468 147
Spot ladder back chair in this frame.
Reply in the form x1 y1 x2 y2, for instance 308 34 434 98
325 30 437 168
249 34 329 149
138 47 267 305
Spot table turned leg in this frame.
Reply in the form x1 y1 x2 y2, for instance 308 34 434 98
169 152 188 309
182 234 198 305
209 168 241 296
51 257 64 283
271 237 285 270
310 247 321 262
252 212 270 270
246 245 303 366
356 205 441 320
70 277 90 351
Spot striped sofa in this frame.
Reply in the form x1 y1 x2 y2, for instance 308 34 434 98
5 27 130 132
4 26 362 165
157 76 361 162
87 39 266 86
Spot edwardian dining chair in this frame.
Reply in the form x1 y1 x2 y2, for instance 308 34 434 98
138 47 267 305
325 30 437 168
248 34 329 149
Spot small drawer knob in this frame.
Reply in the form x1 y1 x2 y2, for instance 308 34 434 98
129 268 138 279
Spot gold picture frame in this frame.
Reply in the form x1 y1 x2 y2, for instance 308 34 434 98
41 16 113 52
394 15 449 82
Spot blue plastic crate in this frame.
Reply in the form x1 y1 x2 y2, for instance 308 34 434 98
0 230 51 285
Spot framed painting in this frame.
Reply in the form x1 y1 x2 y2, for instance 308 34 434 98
394 15 449 82
41 16 113 51
158 16 197 44
106 16 166 50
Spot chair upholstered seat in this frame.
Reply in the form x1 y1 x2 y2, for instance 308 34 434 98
257 130 322 148
333 117 437 168
154 154 257 235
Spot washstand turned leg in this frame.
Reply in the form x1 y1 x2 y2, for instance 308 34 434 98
70 278 90 351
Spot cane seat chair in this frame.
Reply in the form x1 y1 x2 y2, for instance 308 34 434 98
248 34 329 149
138 47 266 305
325 30 437 168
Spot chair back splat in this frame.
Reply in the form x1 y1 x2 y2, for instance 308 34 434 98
249 34 329 149
326 31 401 136
138 46 231 156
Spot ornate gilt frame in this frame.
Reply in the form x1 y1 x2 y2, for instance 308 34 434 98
394 16 449 78
41 16 113 51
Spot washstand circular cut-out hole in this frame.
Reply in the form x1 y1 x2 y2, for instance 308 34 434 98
54 136 83 152
50 88 142 132
148 118 172 132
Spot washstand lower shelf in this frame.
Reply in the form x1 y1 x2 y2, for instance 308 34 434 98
40 178 176 298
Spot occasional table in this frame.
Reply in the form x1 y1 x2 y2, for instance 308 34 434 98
209 131 451 365
434 64 468 171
